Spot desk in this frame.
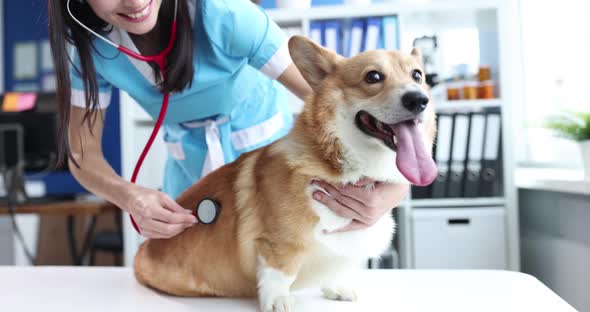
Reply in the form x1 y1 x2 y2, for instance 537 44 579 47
516 168 590 195
0 267 576 312
0 200 117 265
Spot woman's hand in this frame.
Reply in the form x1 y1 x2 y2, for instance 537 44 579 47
124 185 198 239
311 177 409 232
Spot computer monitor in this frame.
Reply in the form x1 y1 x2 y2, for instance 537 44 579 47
0 91 120 197
0 124 24 170
0 93 61 172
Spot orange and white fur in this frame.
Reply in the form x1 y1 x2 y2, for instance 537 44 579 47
134 36 437 312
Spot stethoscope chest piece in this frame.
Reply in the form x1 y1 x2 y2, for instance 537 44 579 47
196 198 220 224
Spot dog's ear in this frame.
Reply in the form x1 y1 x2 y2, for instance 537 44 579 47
289 35 341 90
410 47 423 67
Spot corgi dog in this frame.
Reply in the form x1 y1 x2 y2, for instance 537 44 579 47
133 35 437 312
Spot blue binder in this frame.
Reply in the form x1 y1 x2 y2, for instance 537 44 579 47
363 17 383 51
347 19 365 57
309 21 325 46
382 16 400 50
323 20 342 55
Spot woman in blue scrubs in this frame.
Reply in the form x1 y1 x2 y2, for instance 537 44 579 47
49 0 409 238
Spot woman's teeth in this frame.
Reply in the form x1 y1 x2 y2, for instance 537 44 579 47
126 5 149 19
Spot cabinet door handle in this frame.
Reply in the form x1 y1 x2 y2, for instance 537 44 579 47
448 218 470 225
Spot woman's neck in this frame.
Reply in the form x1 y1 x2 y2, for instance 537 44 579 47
128 19 166 56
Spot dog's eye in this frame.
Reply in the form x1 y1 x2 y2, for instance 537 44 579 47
365 70 384 84
411 69 423 84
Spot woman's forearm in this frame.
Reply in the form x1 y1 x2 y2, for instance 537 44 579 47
67 107 134 210
277 63 313 100
68 152 133 211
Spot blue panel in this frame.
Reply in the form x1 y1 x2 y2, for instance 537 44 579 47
5 1 121 197
260 0 343 9
260 0 276 9
3 1 48 90
312 0 343 5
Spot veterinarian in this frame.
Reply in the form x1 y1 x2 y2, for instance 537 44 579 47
49 0 409 239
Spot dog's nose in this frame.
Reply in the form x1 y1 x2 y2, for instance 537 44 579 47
401 91 429 114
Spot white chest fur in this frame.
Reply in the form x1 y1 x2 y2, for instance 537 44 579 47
292 188 395 289
306 186 395 259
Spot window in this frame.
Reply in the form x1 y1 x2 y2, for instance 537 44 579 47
519 0 590 168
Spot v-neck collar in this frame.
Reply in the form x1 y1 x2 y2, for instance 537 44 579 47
104 0 196 87
108 29 158 86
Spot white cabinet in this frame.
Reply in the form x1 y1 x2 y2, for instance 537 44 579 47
412 207 507 269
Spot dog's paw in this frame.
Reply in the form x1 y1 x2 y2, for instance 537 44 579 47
322 286 358 301
262 295 293 312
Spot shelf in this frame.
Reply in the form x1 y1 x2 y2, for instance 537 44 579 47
267 1 500 23
435 99 501 112
411 197 505 208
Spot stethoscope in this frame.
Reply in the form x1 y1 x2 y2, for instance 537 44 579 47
67 0 220 232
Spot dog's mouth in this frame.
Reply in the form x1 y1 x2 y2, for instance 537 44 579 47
355 111 399 151
355 110 438 186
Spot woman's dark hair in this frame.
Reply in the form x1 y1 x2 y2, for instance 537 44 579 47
48 0 194 167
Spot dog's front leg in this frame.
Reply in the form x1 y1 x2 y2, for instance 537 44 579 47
256 241 304 312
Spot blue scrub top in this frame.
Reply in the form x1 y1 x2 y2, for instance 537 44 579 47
70 0 293 198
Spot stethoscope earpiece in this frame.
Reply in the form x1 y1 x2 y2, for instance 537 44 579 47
196 198 220 224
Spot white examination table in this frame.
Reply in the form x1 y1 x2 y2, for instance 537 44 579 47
0 266 576 311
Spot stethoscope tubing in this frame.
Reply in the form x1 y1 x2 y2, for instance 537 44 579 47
67 0 180 234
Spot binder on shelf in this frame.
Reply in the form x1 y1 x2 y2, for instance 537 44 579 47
411 184 430 199
347 18 365 57
309 21 324 46
496 129 504 197
382 15 399 51
341 19 351 57
430 114 453 198
323 20 342 55
363 17 382 52
447 114 469 198
480 113 502 197
464 113 486 198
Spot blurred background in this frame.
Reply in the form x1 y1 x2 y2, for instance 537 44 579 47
0 0 589 310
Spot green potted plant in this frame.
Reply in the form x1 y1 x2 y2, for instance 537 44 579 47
545 111 590 179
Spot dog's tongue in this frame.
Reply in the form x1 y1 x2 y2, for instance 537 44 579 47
391 121 438 186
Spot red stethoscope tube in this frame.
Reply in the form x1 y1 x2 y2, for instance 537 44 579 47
124 22 176 234
67 0 178 234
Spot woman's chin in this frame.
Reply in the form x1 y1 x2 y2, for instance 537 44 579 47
119 17 159 35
